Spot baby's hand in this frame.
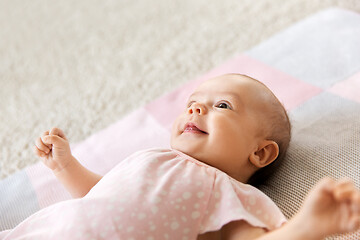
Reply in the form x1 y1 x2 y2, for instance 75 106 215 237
294 177 360 239
34 127 74 173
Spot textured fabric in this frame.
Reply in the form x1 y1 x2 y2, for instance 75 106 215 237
0 170 39 231
258 92 360 240
1 149 286 239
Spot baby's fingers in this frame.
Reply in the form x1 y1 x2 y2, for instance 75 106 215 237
347 214 360 232
35 137 51 155
42 135 67 148
41 130 51 149
33 145 48 157
49 127 67 140
351 192 360 214
333 179 358 202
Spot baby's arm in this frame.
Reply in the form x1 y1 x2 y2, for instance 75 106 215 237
284 177 360 239
221 178 360 240
34 127 102 198
260 177 359 240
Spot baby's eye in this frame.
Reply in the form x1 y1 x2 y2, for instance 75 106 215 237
215 102 232 110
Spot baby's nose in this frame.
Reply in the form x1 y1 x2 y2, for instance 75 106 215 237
188 103 207 115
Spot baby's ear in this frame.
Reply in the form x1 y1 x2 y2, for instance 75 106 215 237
249 140 279 168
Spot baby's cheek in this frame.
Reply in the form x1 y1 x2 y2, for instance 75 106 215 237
209 129 247 159
170 118 183 148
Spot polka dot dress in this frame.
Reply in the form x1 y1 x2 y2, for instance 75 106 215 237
2 149 286 240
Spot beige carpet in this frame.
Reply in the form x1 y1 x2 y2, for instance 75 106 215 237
1 0 360 179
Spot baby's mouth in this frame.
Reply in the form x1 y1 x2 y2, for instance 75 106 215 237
183 123 208 134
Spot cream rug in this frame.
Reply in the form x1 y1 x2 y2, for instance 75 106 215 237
1 0 360 179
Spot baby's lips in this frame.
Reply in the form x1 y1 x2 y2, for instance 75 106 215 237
183 122 208 134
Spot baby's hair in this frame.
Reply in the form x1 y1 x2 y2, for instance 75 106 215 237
248 98 291 186
227 74 292 186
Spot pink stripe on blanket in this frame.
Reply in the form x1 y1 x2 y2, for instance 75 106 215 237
327 71 360 103
145 55 323 128
71 108 170 172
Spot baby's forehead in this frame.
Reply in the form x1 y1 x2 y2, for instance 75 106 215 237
194 74 268 99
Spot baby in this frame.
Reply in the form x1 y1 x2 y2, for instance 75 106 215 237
2 74 359 240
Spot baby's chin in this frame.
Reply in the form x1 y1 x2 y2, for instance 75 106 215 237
171 142 197 158
170 133 213 162
171 143 206 162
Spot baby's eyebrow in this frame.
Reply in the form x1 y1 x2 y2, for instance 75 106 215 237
221 92 242 102
188 91 243 105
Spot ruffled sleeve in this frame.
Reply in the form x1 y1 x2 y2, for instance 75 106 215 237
199 171 287 234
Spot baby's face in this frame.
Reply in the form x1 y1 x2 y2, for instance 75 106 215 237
171 74 270 181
